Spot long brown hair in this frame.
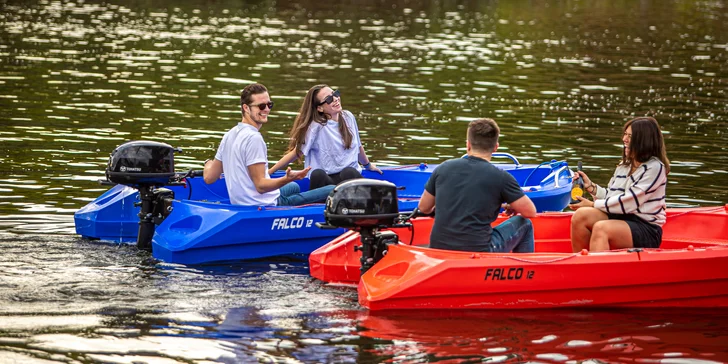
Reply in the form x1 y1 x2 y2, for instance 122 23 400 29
287 84 353 158
622 117 670 174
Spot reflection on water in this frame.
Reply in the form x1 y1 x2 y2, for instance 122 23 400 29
1 0 727 362
0 234 362 362
356 310 728 363
2 235 728 363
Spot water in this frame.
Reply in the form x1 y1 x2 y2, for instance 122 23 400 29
1 0 728 362
3 235 728 363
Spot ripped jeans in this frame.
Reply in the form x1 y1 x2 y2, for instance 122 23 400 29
489 216 535 253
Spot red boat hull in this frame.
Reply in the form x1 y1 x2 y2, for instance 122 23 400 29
310 205 728 310
359 242 728 310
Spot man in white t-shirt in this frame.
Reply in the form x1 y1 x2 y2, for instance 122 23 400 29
203 83 334 206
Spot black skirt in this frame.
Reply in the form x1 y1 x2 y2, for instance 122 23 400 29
607 213 663 249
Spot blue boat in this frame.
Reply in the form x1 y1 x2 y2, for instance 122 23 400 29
75 153 572 264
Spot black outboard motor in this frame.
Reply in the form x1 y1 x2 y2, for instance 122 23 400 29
319 179 406 275
106 141 179 251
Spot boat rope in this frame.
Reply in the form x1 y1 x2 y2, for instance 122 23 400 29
261 203 326 210
499 253 581 264
259 198 423 210
467 252 581 264
384 164 421 170
480 249 632 264
486 243 728 264
183 178 192 200
521 161 552 187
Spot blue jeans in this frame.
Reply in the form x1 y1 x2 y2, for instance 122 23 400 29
490 216 535 253
276 182 334 206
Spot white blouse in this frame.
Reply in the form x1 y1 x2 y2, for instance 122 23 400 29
301 110 362 176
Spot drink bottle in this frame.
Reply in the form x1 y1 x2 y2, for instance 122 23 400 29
571 161 584 203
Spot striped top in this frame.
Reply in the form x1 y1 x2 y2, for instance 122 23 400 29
591 156 667 226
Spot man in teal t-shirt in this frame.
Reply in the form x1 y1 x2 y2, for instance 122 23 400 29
418 118 537 253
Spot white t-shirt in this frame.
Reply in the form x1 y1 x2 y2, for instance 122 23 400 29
215 122 280 206
301 110 362 176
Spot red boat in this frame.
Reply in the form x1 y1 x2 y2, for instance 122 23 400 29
310 204 728 310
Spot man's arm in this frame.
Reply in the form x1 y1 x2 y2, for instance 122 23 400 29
508 195 537 218
248 163 311 194
203 159 223 184
418 190 435 214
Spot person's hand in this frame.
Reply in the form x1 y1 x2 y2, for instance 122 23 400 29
501 203 516 216
367 163 383 175
285 166 311 181
568 195 594 210
573 171 594 191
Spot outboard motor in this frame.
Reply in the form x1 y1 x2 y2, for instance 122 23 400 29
106 141 180 251
318 179 407 275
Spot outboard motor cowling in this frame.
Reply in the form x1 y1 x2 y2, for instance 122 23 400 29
324 179 399 228
104 141 180 251
320 179 403 275
106 141 176 187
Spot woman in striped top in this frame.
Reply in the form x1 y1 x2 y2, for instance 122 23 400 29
569 117 670 252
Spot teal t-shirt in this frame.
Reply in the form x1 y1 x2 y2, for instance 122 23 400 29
424 156 525 252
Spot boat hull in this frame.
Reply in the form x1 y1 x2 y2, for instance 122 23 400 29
151 198 419 264
359 242 728 310
309 205 728 310
74 176 231 243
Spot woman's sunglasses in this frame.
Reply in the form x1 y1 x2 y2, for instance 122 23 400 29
318 90 340 106
249 101 274 111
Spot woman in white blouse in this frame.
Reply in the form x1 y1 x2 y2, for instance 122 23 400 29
269 85 381 190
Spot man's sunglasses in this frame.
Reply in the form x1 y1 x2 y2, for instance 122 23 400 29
249 101 274 111
318 90 340 106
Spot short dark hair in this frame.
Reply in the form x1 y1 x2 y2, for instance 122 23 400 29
240 83 268 115
468 118 499 152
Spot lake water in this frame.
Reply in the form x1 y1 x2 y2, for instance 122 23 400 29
1 0 727 362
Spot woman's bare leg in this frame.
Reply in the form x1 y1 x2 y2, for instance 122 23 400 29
590 220 633 251
570 207 609 252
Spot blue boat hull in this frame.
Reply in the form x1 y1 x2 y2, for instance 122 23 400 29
75 159 572 264
151 198 422 264
74 176 231 243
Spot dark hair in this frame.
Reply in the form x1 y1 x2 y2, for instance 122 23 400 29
287 84 353 158
623 117 670 173
468 118 499 152
240 83 268 116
